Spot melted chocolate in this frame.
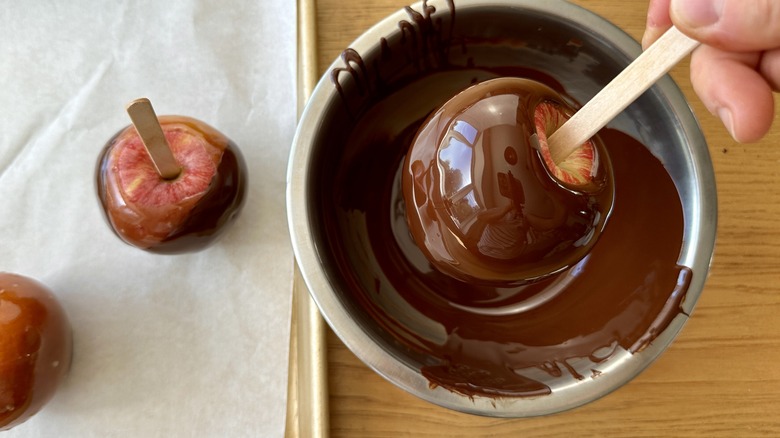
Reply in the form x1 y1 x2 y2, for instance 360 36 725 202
314 0 691 399
96 116 247 254
403 78 613 285
317 67 691 398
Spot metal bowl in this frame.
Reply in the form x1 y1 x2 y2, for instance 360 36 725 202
287 0 717 417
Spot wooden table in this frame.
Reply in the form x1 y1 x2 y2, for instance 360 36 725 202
313 1 780 435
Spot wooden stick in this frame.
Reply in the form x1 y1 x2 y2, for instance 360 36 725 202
125 98 181 180
548 26 700 163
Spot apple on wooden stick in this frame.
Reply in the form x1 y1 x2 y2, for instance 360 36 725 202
96 98 247 253
402 78 613 286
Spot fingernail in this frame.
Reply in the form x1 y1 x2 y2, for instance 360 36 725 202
641 32 652 50
717 107 736 139
641 28 660 50
672 0 724 27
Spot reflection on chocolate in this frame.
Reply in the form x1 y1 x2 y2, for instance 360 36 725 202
403 78 613 285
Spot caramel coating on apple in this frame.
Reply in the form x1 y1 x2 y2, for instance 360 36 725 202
402 78 614 285
0 273 72 431
96 116 247 254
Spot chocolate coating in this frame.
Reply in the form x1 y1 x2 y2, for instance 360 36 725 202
96 116 247 254
0 273 72 430
403 78 613 285
317 67 691 398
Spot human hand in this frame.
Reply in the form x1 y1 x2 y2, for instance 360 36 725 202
643 0 779 142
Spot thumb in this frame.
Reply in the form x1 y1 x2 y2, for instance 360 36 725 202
671 0 780 51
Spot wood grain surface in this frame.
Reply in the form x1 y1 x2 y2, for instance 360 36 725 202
313 1 780 436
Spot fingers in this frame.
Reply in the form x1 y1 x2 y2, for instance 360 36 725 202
671 0 780 51
642 0 672 49
642 0 778 141
690 45 775 142
759 48 780 91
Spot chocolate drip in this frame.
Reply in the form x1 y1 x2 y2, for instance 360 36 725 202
330 0 455 119
332 48 369 97
399 0 454 71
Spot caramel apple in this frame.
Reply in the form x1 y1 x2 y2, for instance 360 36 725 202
96 99 247 254
0 273 72 431
403 78 614 285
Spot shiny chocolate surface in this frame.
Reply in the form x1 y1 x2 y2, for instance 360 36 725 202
403 77 613 285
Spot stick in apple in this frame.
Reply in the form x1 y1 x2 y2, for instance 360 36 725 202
125 98 182 180
97 101 247 253
548 26 698 163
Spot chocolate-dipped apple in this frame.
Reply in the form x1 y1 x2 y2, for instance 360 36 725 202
96 99 247 254
403 78 614 285
0 273 72 431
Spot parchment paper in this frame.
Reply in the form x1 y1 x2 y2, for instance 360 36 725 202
0 1 295 436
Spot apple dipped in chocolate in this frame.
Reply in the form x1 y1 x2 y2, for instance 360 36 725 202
0 273 72 431
97 99 247 253
403 78 614 285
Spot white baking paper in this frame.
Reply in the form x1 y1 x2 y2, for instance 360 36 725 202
0 1 295 436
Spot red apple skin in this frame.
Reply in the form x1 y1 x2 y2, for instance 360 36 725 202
96 116 247 254
0 273 72 431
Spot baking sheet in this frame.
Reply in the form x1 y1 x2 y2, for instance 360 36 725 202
0 1 296 436
284 0 330 437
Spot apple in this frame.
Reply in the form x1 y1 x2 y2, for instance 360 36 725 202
0 272 72 431
403 78 614 285
96 114 247 253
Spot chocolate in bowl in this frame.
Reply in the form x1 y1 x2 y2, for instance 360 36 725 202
287 0 717 416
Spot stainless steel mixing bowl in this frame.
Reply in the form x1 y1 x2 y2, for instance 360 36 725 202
287 0 717 417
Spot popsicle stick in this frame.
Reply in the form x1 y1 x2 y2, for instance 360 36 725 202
125 98 181 180
548 26 700 163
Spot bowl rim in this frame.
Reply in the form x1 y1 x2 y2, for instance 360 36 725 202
287 0 717 417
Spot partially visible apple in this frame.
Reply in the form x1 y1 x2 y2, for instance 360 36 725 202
0 273 72 431
96 115 247 253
